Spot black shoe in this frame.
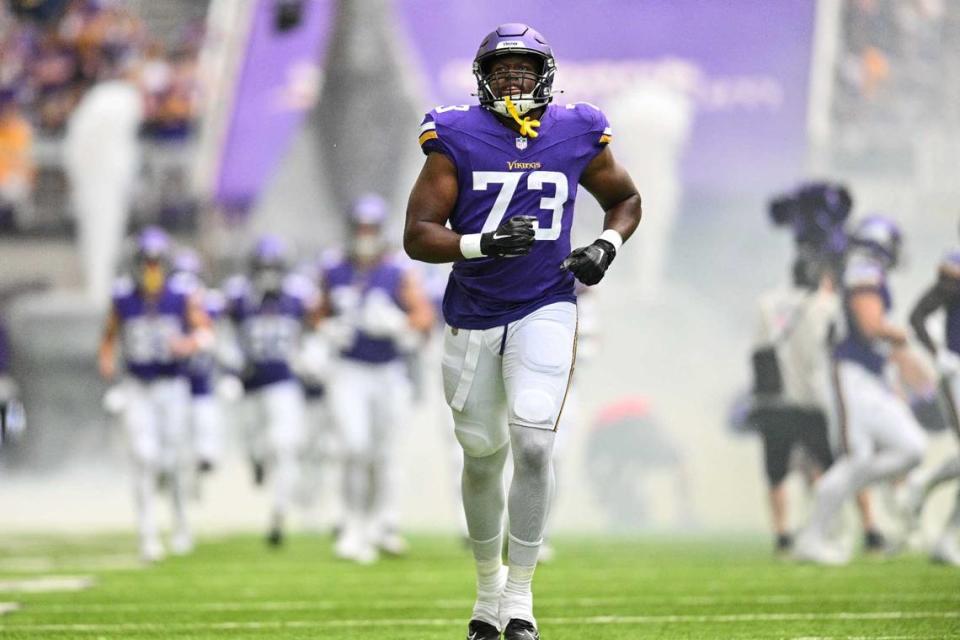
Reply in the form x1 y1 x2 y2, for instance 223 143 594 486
266 527 283 547
863 529 887 553
466 619 500 640
504 618 539 640
197 459 214 474
252 461 265 486
775 533 793 555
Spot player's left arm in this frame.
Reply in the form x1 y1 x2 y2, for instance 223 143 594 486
563 146 642 285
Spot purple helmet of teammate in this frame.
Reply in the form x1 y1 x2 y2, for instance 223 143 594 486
473 23 556 117
348 194 388 261
849 214 902 269
250 234 290 272
349 193 388 226
136 226 171 263
250 234 290 294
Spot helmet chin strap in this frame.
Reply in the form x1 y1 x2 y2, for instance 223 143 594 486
504 96 540 138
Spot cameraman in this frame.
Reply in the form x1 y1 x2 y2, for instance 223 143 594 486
751 183 885 555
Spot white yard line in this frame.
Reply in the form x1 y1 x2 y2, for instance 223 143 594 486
0 603 19 615
1 611 958 632
0 576 94 593
22 592 960 614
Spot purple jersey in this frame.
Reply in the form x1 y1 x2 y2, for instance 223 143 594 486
225 274 314 390
323 251 409 364
834 257 892 376
419 103 611 329
111 276 190 381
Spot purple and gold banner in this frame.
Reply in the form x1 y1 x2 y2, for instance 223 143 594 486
213 0 333 212
396 0 816 192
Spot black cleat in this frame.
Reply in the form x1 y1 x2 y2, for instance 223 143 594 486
503 618 539 640
863 529 888 553
266 527 284 548
197 459 214 474
775 533 793 556
252 461 265 486
466 619 500 640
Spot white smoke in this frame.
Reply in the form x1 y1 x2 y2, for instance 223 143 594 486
63 80 144 306
605 82 693 300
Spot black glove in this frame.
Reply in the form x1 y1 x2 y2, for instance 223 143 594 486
480 215 536 257
561 238 616 285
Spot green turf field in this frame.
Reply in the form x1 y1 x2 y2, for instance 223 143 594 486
0 533 957 639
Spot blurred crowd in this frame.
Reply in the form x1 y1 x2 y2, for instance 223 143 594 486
0 0 202 232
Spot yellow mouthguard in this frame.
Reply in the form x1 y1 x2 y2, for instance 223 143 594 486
504 96 540 138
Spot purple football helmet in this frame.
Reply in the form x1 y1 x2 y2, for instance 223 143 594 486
473 23 556 117
250 234 290 272
349 193 388 226
849 214 902 268
135 226 171 263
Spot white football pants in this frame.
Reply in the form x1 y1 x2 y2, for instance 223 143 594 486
328 358 411 538
191 394 223 467
122 376 190 549
804 361 927 539
244 379 306 523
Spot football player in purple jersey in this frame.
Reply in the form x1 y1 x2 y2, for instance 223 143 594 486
793 216 927 565
320 194 435 564
404 24 642 640
903 236 960 565
223 235 321 547
98 227 213 562
169 249 227 478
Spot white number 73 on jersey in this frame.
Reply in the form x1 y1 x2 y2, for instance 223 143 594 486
473 171 568 241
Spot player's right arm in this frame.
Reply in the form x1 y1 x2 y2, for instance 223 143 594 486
849 291 907 347
98 309 119 381
403 152 463 264
404 112 535 263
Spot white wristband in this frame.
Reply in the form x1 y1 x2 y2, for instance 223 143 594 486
599 229 623 251
460 233 484 259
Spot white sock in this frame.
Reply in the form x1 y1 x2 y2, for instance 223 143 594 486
470 534 504 627
500 562 536 628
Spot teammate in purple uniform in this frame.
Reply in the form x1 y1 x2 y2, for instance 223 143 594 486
903 240 960 565
321 194 435 564
404 24 642 640
224 235 320 546
98 227 213 562
793 216 927 565
170 249 227 477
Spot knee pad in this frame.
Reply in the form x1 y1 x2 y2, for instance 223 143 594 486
454 420 507 458
512 389 557 429
510 427 555 471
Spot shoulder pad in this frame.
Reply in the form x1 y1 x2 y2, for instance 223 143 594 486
111 275 135 299
222 274 250 300
168 272 200 295
283 272 318 301
563 102 612 144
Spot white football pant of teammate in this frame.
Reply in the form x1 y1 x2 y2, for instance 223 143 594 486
122 377 192 562
328 359 412 563
797 361 927 563
244 380 306 534
191 394 223 470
